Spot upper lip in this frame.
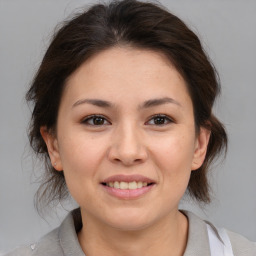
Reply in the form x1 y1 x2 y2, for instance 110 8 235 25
101 174 156 184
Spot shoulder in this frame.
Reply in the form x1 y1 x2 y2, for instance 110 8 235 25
3 228 62 256
182 210 256 256
226 229 256 256
3 245 34 256
4 209 83 256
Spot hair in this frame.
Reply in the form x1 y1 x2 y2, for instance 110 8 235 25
26 0 227 211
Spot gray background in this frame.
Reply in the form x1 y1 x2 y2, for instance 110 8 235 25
0 0 255 253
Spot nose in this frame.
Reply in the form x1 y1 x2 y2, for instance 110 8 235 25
107 123 148 166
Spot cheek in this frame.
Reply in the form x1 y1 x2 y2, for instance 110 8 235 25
151 132 195 170
149 131 195 192
59 131 105 170
57 133 107 196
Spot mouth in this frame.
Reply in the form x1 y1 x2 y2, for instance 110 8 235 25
100 175 156 199
101 181 154 190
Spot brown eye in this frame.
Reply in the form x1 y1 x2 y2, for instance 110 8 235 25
146 115 173 126
82 115 110 126
92 117 105 125
153 116 166 125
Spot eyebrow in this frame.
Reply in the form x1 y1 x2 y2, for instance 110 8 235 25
72 97 181 109
139 97 181 109
72 99 114 108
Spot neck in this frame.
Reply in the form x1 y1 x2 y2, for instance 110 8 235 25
78 210 188 256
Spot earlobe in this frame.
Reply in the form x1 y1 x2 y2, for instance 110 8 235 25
40 126 63 171
191 127 211 171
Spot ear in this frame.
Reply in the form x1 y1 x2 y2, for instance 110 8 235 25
40 126 63 171
191 127 211 171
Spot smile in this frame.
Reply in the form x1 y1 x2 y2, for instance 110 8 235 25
103 181 150 190
101 175 156 199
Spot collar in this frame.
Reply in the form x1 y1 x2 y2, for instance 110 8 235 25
58 208 85 256
182 210 211 256
58 209 212 256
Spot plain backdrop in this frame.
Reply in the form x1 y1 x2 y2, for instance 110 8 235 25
0 0 256 253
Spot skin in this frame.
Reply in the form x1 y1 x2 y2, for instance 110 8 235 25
41 46 210 256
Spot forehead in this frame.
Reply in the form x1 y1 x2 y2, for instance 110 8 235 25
62 46 191 108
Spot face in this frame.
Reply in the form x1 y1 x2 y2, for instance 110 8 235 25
41 47 209 231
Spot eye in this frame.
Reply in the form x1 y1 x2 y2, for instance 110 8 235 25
146 114 174 126
81 115 111 126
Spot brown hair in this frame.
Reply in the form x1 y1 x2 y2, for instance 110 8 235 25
26 0 227 210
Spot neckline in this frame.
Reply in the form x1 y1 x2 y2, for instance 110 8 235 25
58 208 211 256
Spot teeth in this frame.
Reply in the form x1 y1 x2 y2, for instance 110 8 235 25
137 181 143 188
114 181 119 189
129 181 137 189
106 181 149 190
120 181 129 189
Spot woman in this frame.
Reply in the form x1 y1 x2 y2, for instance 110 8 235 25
6 0 256 255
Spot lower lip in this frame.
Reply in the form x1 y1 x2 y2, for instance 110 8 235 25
101 184 155 199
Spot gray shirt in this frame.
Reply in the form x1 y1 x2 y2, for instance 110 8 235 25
5 209 256 256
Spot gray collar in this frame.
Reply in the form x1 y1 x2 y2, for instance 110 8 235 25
58 209 211 256
182 210 211 256
59 209 85 256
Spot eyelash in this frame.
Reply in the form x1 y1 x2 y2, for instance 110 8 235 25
81 115 111 126
81 114 174 126
146 114 174 126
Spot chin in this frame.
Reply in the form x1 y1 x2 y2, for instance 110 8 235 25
103 208 157 231
109 219 152 231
